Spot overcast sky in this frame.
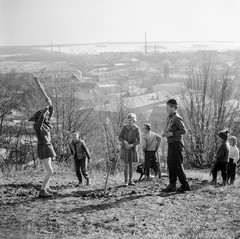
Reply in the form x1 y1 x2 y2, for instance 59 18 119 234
1 0 240 46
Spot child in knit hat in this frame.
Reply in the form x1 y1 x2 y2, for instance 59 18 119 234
210 130 230 186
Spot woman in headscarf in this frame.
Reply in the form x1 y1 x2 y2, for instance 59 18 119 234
29 98 56 198
118 113 141 186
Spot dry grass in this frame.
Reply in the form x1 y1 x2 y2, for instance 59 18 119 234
1 165 240 239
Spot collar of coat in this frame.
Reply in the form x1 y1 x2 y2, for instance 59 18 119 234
168 112 178 119
125 123 138 130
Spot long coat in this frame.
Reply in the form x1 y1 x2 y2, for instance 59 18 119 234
118 124 141 163
34 106 56 159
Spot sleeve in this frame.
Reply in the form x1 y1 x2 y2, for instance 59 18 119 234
172 116 186 137
216 144 226 161
82 140 91 159
235 148 239 163
132 127 141 146
118 126 126 143
155 133 161 150
35 107 49 132
48 105 53 120
142 135 147 151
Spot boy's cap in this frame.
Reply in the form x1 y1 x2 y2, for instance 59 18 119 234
166 99 178 107
218 130 229 141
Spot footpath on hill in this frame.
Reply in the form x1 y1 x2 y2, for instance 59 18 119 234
1 166 240 239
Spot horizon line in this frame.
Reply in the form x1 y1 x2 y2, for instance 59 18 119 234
1 40 240 48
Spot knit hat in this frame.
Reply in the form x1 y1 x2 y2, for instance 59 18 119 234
218 130 229 141
28 110 43 122
166 99 178 107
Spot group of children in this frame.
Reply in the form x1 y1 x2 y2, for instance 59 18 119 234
210 131 239 186
29 97 239 198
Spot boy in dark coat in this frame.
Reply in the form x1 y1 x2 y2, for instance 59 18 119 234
69 131 91 186
162 99 190 193
210 130 230 186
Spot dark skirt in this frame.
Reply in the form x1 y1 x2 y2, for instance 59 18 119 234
37 143 56 159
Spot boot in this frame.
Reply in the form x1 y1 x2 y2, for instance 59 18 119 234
39 189 53 198
177 183 191 193
230 179 235 185
210 179 217 185
46 188 58 194
222 181 227 186
162 184 176 192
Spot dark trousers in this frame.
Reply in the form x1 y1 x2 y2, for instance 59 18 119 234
227 158 236 183
144 151 159 177
167 141 188 186
74 157 89 183
212 161 228 182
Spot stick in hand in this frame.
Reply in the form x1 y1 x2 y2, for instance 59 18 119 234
32 75 49 101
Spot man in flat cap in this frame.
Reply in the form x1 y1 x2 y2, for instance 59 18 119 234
162 98 190 193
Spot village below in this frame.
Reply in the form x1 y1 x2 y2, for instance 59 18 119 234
1 44 240 238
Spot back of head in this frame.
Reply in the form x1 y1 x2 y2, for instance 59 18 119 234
143 123 151 131
229 136 237 146
218 130 229 141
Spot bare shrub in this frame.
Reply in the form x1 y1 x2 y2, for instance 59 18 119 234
181 56 240 167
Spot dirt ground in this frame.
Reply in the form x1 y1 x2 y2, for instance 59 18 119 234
1 165 240 239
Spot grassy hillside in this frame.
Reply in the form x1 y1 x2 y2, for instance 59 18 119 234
1 164 240 239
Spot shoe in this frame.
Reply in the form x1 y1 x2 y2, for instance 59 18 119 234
75 182 82 187
222 181 227 186
39 189 53 198
128 181 135 186
162 185 176 192
86 178 90 186
230 179 235 185
210 179 217 185
46 188 58 194
176 183 191 193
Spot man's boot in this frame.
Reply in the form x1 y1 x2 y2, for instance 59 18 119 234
177 182 191 193
222 181 227 186
230 179 235 185
210 179 217 185
162 184 176 192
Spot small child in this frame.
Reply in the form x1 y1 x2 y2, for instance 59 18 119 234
227 136 239 185
69 131 91 186
210 130 230 186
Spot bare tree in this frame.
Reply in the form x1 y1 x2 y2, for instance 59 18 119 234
49 82 99 162
181 57 240 167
